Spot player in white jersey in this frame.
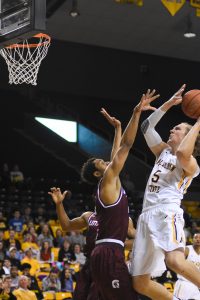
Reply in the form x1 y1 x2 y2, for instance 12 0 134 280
174 233 200 300
130 85 200 300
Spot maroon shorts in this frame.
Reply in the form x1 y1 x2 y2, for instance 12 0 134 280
73 259 99 300
90 243 138 300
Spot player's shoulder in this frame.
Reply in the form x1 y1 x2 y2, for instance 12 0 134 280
81 211 94 221
155 146 171 159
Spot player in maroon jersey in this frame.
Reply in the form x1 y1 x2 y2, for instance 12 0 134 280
49 188 98 300
81 90 159 300
49 188 135 300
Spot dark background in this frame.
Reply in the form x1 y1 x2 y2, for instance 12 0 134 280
0 0 200 192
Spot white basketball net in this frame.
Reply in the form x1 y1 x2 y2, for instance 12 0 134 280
0 33 51 86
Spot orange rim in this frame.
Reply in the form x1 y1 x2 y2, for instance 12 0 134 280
6 33 51 49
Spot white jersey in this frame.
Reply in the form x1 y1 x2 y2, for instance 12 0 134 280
174 245 200 299
178 245 200 281
143 148 199 210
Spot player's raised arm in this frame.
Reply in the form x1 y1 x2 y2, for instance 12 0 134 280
48 187 89 231
106 90 159 179
100 108 122 161
141 85 186 157
176 117 200 176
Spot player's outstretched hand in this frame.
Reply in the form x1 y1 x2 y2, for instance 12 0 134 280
48 187 68 204
135 89 160 113
168 84 186 106
100 108 121 128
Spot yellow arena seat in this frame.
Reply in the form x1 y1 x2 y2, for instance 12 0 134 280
69 263 80 272
56 292 72 299
43 292 56 300
52 247 59 261
48 219 57 226
39 262 51 270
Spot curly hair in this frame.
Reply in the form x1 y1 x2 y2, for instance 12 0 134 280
80 157 99 185
184 123 200 157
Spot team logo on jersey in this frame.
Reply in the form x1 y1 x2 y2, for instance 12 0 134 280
112 279 120 288
89 220 98 226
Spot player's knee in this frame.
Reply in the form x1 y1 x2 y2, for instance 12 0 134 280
165 255 184 273
132 277 150 294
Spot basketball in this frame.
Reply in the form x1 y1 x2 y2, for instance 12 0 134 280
182 89 200 119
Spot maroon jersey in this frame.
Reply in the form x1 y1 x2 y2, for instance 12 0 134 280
90 182 138 300
95 180 129 244
84 212 98 258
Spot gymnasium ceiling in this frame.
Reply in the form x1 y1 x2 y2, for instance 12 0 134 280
46 0 200 62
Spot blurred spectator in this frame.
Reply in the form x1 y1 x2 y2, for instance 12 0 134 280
13 275 37 300
21 263 43 300
10 266 19 291
6 243 22 261
53 228 64 248
4 229 21 251
0 275 17 300
60 268 74 293
0 241 6 261
73 243 86 265
6 247 21 269
0 230 5 243
35 220 45 235
42 269 61 292
67 230 85 248
22 207 33 224
23 222 38 243
9 210 24 233
21 233 39 253
191 221 200 236
21 248 40 276
28 226 38 244
10 164 24 185
37 224 53 247
0 212 7 230
0 163 11 188
34 207 47 225
38 241 54 263
3 259 11 275
0 259 5 277
58 239 76 263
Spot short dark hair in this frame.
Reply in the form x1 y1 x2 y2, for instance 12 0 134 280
21 263 31 271
81 158 99 185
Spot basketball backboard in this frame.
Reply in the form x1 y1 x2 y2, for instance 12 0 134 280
0 0 46 49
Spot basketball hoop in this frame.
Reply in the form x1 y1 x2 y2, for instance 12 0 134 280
0 33 51 86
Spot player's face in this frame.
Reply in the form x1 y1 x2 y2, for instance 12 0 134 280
94 159 110 173
193 233 200 246
167 123 188 147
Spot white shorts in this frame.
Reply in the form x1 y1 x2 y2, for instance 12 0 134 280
174 279 200 299
130 204 185 277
